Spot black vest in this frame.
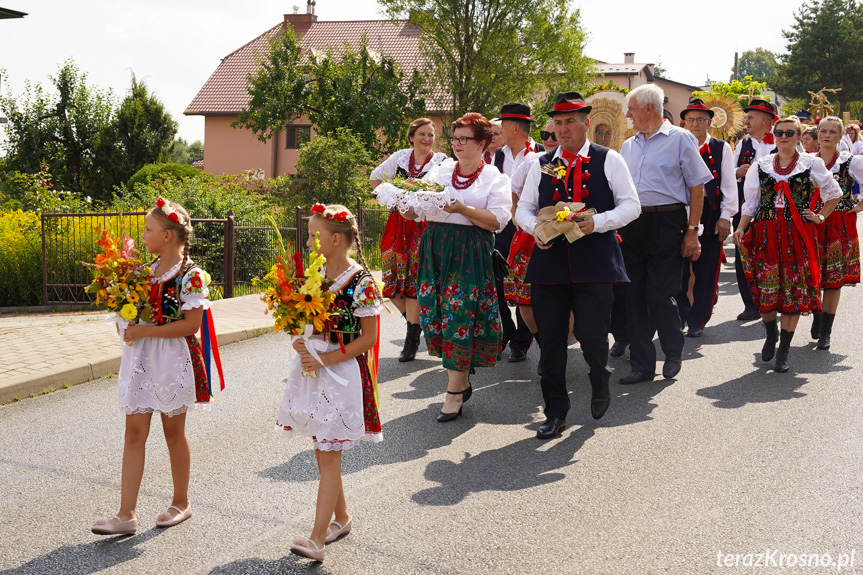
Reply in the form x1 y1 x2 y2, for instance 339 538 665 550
524 144 628 284
736 137 777 206
493 142 545 254
700 137 725 234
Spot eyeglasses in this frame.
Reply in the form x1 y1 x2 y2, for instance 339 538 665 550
684 117 710 125
449 136 476 145
540 131 557 141
773 129 798 138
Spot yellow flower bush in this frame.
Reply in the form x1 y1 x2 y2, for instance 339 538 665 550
0 210 42 306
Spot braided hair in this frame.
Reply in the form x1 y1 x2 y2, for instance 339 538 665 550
312 204 381 300
147 199 193 271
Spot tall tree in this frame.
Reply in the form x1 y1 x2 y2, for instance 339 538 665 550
233 26 425 157
377 0 594 119
772 0 863 111
736 48 777 83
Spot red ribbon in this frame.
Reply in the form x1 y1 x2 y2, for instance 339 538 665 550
775 181 820 286
699 143 710 155
559 153 590 202
201 308 225 391
761 132 775 145
524 141 535 155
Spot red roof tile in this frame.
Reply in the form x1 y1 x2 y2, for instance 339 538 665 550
186 18 445 116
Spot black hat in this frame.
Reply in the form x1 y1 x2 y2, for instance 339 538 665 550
680 98 715 120
743 99 778 121
499 103 534 122
547 92 592 116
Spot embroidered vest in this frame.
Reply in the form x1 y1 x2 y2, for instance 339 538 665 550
754 167 817 223
328 270 371 344
494 143 543 254
736 137 777 206
525 144 628 284
150 262 197 325
700 137 725 234
833 158 857 212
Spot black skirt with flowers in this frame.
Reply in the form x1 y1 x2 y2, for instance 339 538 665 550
416 222 502 371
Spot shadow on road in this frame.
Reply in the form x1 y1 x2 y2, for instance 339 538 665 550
0 528 164 575
209 555 331 575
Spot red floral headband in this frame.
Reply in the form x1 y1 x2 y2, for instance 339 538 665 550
155 197 187 225
311 203 349 223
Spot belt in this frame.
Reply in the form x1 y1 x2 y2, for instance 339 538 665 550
641 203 685 213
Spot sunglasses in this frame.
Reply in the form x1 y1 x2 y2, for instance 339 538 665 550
540 131 557 141
773 129 798 138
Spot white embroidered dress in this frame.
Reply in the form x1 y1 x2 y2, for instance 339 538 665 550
277 260 383 451
117 259 211 417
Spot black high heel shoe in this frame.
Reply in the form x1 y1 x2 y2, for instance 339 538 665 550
437 390 464 423
461 383 472 403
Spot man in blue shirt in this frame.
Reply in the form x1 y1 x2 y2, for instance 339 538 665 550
619 84 713 384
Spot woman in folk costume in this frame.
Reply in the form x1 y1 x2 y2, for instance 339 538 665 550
370 118 447 362
809 116 863 349
733 117 842 373
405 112 511 422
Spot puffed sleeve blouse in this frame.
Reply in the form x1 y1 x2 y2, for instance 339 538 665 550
421 159 512 231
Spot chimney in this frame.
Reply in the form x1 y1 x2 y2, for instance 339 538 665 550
284 0 318 29
307 0 316 14
624 52 635 64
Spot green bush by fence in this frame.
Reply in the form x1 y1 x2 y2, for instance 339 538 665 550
0 210 42 306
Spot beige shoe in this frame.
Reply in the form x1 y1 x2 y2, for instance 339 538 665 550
155 505 192 528
325 518 352 543
290 537 325 562
91 516 138 535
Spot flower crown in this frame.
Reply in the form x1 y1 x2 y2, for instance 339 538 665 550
311 203 350 223
155 197 187 225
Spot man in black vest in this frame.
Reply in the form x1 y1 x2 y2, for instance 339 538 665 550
493 103 544 362
732 99 778 321
516 92 640 438
674 99 738 337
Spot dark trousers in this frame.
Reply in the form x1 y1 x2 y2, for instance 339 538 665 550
496 274 532 351
610 282 629 344
675 232 723 329
620 210 686 374
532 283 613 419
732 213 755 310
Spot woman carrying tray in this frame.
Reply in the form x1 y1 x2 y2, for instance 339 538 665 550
370 118 447 362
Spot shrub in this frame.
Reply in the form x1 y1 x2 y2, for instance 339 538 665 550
0 210 42 306
125 163 213 192
290 128 374 206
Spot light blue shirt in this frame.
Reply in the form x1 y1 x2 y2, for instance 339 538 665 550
620 120 713 206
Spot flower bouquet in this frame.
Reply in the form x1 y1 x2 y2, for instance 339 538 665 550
254 221 336 377
375 174 461 217
83 228 153 343
533 202 597 245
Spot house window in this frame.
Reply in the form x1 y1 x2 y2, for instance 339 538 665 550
286 125 312 149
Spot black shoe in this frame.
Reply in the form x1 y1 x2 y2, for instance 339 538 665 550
609 341 628 358
662 357 682 379
686 327 703 338
590 380 611 420
508 348 527 362
762 319 779 362
399 323 422 362
536 417 566 439
437 390 465 422
810 311 822 340
737 308 761 321
774 329 794 373
619 371 655 385
817 313 835 350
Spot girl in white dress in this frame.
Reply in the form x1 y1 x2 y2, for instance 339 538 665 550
92 198 211 535
280 204 382 563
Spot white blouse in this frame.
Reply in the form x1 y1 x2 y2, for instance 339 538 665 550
422 159 512 231
742 153 843 217
827 150 863 184
370 148 448 181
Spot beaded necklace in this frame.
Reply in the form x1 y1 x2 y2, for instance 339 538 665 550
773 152 799 176
409 150 433 177
451 162 484 190
822 151 840 171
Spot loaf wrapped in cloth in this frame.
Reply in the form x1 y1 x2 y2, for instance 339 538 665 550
533 202 597 245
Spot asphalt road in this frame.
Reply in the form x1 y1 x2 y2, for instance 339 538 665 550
1 248 862 575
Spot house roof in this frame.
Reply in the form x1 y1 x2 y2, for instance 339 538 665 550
186 18 441 117
654 75 701 91
0 6 27 19
597 63 655 82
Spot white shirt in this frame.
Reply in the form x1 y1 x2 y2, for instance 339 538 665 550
422 159 512 231
852 140 863 156
510 150 547 199
516 140 641 236
698 134 739 221
732 133 777 180
499 138 540 176
742 153 843 217
838 133 853 152
370 148 448 181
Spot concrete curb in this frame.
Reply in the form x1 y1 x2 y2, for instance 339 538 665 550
0 326 273 405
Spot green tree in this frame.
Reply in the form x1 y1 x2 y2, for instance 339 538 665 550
692 76 770 108
378 0 594 119
171 137 205 164
736 48 777 83
772 0 863 111
289 128 373 206
233 27 424 157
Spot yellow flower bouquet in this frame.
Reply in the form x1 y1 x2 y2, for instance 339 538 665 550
83 228 153 342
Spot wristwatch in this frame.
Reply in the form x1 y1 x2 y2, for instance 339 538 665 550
817 213 826 223
687 224 700 232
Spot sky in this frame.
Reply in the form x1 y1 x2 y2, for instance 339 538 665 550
0 0 808 144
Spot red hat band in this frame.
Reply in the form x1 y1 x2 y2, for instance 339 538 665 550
749 104 777 119
552 101 588 112
500 113 534 121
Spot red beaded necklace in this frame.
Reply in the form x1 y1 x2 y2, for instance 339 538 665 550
773 152 799 176
409 150 433 177
451 162 484 190
823 151 840 171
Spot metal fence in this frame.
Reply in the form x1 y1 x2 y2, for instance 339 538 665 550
41 199 390 305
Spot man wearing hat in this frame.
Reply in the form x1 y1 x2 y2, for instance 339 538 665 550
493 103 544 363
618 84 713 386
674 98 738 337
516 92 640 437
732 98 778 321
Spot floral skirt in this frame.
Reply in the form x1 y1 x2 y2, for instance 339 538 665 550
739 211 820 314
503 229 534 305
815 210 860 289
380 211 426 298
416 222 501 371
